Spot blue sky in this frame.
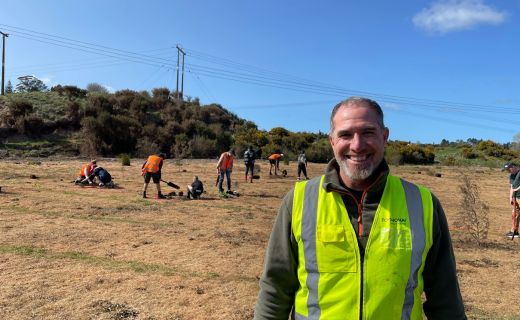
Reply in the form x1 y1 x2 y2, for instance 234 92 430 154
1 0 519 144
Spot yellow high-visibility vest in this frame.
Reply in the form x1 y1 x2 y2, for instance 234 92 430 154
292 174 433 320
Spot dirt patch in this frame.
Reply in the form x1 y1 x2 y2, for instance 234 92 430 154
92 300 139 319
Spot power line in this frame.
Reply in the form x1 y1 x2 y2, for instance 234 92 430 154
3 23 519 131
0 24 174 66
188 70 218 103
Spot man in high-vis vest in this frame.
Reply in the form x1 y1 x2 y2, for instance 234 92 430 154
216 149 235 197
254 97 466 319
142 153 166 199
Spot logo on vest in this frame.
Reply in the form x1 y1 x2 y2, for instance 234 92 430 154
381 217 407 224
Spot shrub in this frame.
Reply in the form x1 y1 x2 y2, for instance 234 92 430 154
462 147 479 159
190 136 217 158
119 153 131 166
86 83 108 94
443 155 458 166
386 142 435 165
306 139 333 163
385 144 404 165
171 133 191 158
52 85 87 99
14 115 45 137
8 99 34 117
455 173 490 246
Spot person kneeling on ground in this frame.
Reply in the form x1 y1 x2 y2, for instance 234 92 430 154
187 176 204 199
75 159 97 184
89 166 114 187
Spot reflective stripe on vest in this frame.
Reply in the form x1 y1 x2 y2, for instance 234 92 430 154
292 175 433 320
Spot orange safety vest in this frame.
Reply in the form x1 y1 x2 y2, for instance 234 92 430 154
78 163 95 177
142 155 162 174
268 153 282 160
218 152 234 170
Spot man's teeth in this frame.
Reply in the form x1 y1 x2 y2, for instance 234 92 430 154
346 155 368 161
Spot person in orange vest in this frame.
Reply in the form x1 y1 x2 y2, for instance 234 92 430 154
216 149 235 197
74 159 97 184
268 153 284 175
142 153 166 199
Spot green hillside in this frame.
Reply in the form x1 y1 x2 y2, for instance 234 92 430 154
0 87 519 167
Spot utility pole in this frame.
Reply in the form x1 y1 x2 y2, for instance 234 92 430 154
176 45 186 102
0 31 8 96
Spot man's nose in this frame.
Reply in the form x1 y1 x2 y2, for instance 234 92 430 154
350 133 364 151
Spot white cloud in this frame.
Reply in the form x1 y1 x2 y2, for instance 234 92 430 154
413 0 506 34
40 77 52 85
103 85 115 93
382 102 401 111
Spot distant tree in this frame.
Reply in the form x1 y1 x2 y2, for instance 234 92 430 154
5 80 13 94
15 75 48 92
51 85 87 99
466 138 480 146
86 82 108 94
152 87 170 109
152 87 170 99
270 127 290 137
512 133 520 152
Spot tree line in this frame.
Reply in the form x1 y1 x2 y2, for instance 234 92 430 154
0 82 335 162
1 77 518 165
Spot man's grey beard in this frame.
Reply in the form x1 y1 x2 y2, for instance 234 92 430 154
336 156 374 181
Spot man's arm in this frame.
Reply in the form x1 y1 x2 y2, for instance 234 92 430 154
511 173 520 199
216 154 224 169
422 194 467 319
81 167 92 183
254 191 299 320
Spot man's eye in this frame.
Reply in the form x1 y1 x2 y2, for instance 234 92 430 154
338 133 351 139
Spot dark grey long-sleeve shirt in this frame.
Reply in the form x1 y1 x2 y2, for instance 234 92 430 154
254 159 466 320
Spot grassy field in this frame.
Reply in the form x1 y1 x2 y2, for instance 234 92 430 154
0 158 519 319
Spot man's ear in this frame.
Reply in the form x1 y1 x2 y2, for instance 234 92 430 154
383 127 389 144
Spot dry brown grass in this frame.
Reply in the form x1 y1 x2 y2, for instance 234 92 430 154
0 159 518 319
